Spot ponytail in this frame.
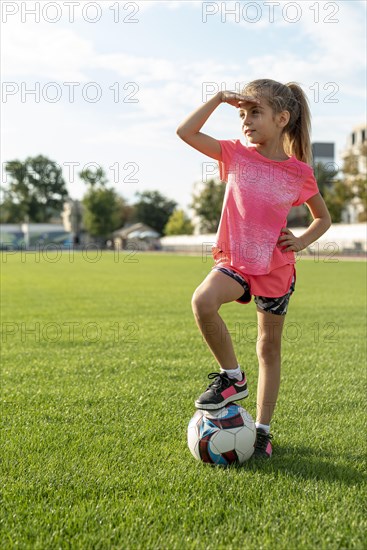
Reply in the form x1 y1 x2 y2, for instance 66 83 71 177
283 82 312 165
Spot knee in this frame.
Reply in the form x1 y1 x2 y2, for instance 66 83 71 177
191 287 218 319
256 338 281 364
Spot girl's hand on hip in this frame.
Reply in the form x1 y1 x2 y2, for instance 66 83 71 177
277 228 305 252
221 91 260 109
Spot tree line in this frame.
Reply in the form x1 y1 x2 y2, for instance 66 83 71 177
1 149 365 240
0 156 191 238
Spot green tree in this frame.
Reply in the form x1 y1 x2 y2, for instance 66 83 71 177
191 179 225 233
313 162 339 195
322 180 354 223
308 162 343 223
318 146 366 223
354 178 367 222
116 197 135 229
80 167 121 239
1 156 68 222
164 209 194 235
134 191 177 235
79 166 108 188
342 145 367 222
342 153 359 176
0 196 27 224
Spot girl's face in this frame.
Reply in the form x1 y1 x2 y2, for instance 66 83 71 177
239 97 287 145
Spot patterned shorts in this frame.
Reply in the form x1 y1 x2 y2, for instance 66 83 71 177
213 266 296 316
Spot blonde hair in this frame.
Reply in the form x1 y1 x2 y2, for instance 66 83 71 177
242 79 312 165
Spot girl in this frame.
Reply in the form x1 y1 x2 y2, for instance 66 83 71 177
176 79 331 458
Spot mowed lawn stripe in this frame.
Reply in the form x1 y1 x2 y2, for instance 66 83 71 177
1 252 366 549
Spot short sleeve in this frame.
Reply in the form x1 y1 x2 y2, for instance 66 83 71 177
292 168 319 206
218 139 238 182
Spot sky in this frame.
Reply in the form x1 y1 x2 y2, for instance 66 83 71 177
1 0 366 213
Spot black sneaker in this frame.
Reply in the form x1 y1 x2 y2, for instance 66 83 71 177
253 428 273 458
195 371 249 410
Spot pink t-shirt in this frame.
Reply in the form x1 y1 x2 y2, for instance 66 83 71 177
213 139 319 278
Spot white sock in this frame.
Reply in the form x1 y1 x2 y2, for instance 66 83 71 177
255 422 270 434
220 366 242 381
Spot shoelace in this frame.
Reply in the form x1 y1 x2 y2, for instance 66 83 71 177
255 430 273 451
206 372 230 394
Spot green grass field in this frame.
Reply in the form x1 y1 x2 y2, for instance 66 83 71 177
1 251 366 549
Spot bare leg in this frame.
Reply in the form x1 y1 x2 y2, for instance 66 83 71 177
191 270 245 370
255 308 285 425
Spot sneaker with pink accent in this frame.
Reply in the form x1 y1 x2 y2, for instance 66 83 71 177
254 428 273 458
194 371 249 410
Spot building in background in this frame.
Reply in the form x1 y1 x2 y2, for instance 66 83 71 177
0 223 71 250
288 141 336 227
342 123 367 176
61 199 84 245
341 123 367 223
112 222 161 251
312 142 336 171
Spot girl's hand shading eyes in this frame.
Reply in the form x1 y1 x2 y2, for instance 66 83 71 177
221 91 261 109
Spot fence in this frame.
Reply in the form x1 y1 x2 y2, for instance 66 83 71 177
160 224 367 258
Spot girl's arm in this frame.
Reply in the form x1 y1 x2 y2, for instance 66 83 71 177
176 92 223 161
278 193 332 252
176 91 260 161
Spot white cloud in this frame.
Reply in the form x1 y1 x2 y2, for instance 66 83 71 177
84 119 176 149
95 52 179 83
1 19 241 90
136 1 202 11
299 1 366 69
1 20 96 81
1 0 365 209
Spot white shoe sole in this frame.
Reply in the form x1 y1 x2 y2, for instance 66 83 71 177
194 388 249 410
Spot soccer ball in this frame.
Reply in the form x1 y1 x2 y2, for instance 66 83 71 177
187 403 256 466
